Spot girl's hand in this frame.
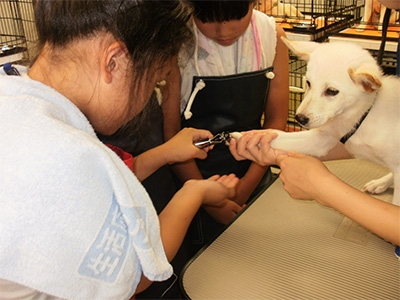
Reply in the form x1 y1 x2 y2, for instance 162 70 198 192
203 199 244 224
183 174 239 207
163 127 214 164
229 130 286 166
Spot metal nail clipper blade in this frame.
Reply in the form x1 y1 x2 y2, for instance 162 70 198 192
194 131 231 149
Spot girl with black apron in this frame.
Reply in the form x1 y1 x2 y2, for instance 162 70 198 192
181 14 277 254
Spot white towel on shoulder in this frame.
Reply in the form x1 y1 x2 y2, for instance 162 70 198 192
0 74 172 300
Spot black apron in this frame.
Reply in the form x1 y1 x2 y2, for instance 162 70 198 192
182 67 274 256
182 67 273 179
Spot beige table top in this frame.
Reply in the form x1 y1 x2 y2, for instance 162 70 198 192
181 159 399 300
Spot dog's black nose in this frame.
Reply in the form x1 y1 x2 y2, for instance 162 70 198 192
295 114 309 126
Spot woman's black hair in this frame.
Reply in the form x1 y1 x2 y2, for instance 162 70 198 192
33 0 192 76
189 0 256 23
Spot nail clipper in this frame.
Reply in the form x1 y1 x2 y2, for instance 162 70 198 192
194 131 231 149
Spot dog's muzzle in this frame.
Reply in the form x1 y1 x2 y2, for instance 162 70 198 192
295 114 309 126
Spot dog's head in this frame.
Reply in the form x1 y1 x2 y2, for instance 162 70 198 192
282 37 383 129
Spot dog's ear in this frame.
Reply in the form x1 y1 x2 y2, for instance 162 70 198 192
348 67 382 93
281 37 319 61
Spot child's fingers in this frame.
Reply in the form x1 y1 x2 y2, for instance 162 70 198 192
217 174 239 188
232 203 244 214
207 174 221 181
192 128 214 141
217 173 237 182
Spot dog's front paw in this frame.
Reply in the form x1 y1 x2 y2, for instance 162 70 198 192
363 172 393 194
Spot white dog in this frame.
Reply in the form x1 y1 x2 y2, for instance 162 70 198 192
270 38 400 205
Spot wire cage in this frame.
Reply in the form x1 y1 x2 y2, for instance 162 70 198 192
352 1 399 36
327 2 399 58
286 57 307 132
255 0 360 39
327 1 399 75
0 0 37 65
328 4 399 43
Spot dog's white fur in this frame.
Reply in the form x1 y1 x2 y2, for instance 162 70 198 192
271 38 400 205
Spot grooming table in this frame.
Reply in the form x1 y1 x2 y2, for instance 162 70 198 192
181 159 399 300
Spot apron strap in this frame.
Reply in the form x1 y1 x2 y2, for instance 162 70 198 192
183 79 206 120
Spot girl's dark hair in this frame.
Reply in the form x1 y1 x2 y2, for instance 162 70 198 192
33 0 192 75
190 0 255 23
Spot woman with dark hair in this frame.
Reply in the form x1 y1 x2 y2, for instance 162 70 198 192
0 1 238 299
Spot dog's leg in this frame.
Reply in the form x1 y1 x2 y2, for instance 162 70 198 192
363 172 393 195
270 129 338 158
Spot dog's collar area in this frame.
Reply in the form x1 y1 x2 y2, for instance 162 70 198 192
340 106 373 144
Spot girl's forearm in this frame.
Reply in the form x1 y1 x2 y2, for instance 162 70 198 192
316 175 400 245
236 162 269 205
158 185 203 261
171 159 203 182
132 145 169 181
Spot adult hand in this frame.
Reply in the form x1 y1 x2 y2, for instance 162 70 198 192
277 152 333 203
229 130 286 166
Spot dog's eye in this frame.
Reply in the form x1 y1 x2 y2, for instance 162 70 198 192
325 88 339 96
306 80 311 88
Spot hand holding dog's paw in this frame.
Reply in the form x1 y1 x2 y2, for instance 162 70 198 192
229 130 286 166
